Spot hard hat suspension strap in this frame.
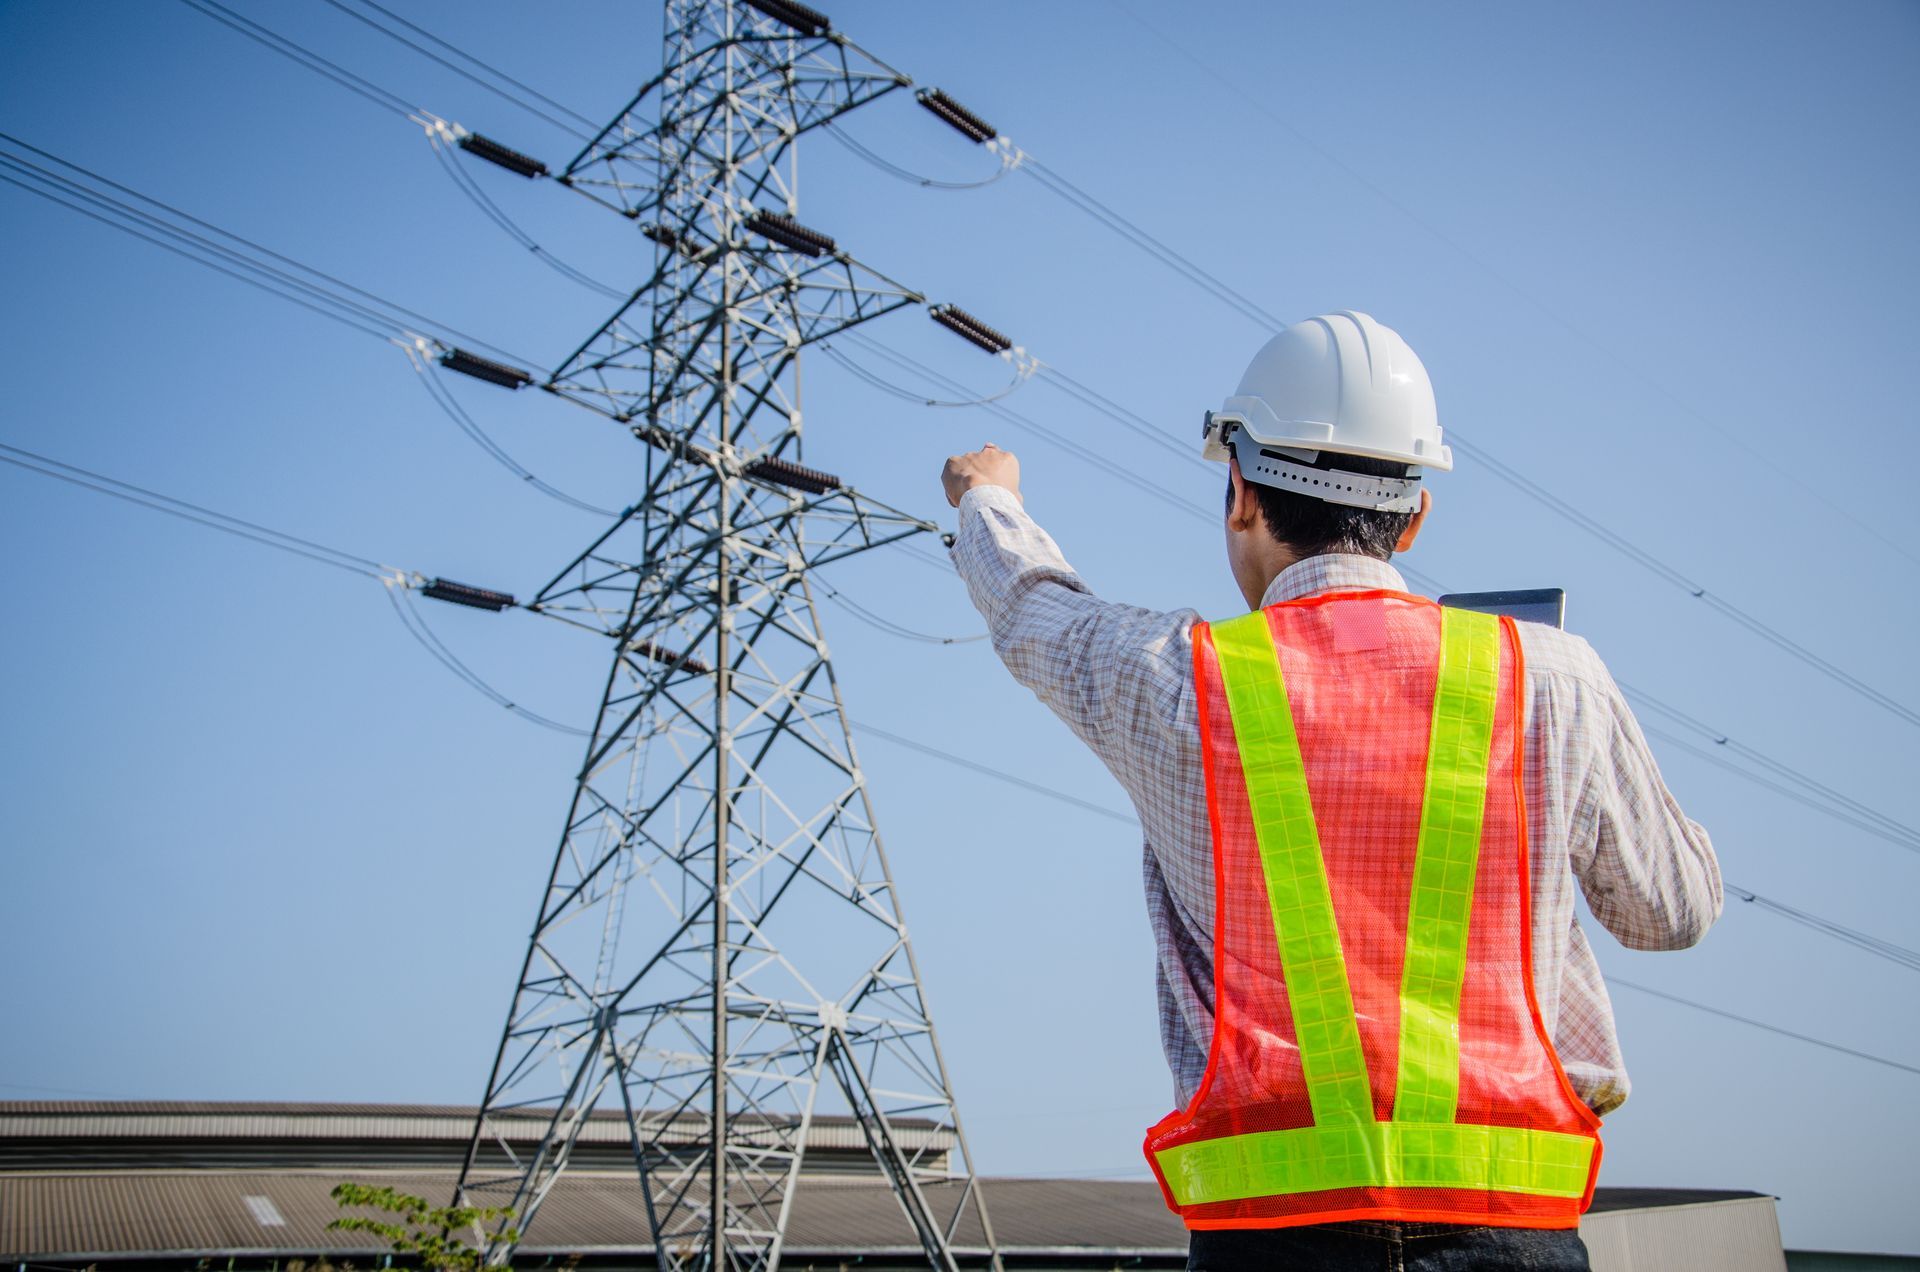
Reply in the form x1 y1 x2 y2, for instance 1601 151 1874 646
1236 446 1423 513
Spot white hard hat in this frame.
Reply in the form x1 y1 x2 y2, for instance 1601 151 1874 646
1200 311 1450 512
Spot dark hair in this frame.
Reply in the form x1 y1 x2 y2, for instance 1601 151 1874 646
1228 448 1416 560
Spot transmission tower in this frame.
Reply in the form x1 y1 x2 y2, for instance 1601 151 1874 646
453 3 1001 1269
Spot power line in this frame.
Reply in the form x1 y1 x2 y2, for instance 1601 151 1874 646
847 720 1137 827
177 0 424 122
883 537 963 577
1610 978 1919 1077
837 331 1214 525
1034 365 1213 474
1448 434 1920 731
349 0 598 130
816 340 1033 410
1631 690 1920 850
1640 722 1919 856
815 580 986 645
420 122 627 300
317 0 599 140
0 437 582 736
0 165 397 345
1724 884 1920 973
1018 155 1284 333
0 132 539 366
385 585 589 735
178 1 619 300
0 440 394 581
399 342 619 516
823 121 1012 192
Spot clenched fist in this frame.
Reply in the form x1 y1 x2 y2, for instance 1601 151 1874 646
941 443 1022 508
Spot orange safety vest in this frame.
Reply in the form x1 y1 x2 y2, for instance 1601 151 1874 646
1143 592 1603 1230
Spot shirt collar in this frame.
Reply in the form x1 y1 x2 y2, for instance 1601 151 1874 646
1258 553 1409 608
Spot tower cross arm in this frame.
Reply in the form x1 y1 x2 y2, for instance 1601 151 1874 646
557 22 910 222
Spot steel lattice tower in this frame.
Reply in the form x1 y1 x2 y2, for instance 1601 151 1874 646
453 3 1001 1270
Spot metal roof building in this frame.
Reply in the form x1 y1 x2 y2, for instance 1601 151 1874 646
1 1103 1791 1270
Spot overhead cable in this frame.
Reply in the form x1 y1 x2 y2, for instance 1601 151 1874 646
816 340 1032 410
384 584 589 736
883 538 961 577
0 132 537 366
180 0 617 300
1034 366 1215 473
823 122 1011 191
846 721 1137 827
336 0 601 132
1640 722 1919 856
1609 978 1919 1077
1626 686 1920 849
1725 884 1920 973
838 331 1212 525
0 438 580 736
1016 154 1287 333
815 581 985 645
1448 435 1920 732
0 440 395 581
421 121 626 300
177 0 423 122
0 163 394 345
399 341 620 517
316 0 598 141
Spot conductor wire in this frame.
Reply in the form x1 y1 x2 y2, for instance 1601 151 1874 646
823 121 1011 191
399 341 619 517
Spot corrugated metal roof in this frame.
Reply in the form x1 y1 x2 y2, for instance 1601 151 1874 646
0 1102 947 1153
0 1169 1182 1260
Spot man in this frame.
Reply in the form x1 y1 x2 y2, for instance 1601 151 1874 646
940 311 1721 1271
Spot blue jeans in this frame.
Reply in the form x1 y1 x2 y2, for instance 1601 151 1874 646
1187 1221 1591 1271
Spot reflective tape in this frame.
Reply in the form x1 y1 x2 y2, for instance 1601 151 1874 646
1394 607 1501 1125
1210 611 1372 1126
1155 1119 1596 1205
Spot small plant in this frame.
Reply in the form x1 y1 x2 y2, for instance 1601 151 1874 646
328 1182 519 1272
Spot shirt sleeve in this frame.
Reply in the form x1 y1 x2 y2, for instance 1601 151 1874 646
1567 658 1724 951
948 484 1200 777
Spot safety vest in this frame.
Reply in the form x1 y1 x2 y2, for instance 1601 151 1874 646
1144 592 1603 1230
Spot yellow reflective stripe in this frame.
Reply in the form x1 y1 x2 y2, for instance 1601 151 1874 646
1155 1120 1595 1206
1210 611 1371 1126
1394 608 1503 1125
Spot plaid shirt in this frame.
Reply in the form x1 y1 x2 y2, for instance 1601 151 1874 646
951 485 1721 1116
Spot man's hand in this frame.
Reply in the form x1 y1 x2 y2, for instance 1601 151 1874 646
941 443 1022 508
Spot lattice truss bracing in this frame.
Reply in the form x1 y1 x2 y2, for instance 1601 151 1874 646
454 4 1001 1271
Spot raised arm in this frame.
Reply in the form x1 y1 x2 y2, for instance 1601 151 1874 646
942 446 1199 769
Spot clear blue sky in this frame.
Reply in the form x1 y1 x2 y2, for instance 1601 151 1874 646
2 0 1917 1257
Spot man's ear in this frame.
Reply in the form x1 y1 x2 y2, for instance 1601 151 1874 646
1227 459 1261 533
1394 487 1433 554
